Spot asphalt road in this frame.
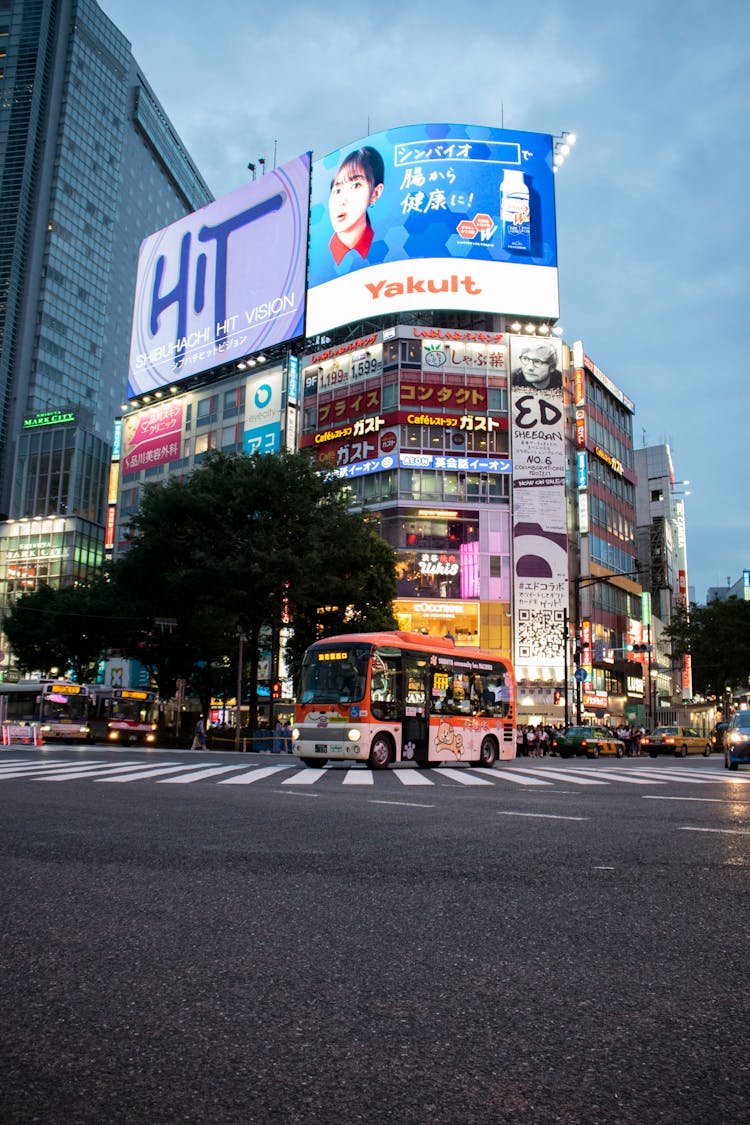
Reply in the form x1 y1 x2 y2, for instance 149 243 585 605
2 749 749 1124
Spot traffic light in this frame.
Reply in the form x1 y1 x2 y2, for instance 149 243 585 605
625 643 653 653
553 689 562 705
271 681 281 700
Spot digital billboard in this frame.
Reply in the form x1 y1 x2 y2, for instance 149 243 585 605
307 124 558 336
128 153 311 397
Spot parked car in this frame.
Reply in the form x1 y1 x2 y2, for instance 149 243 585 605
724 712 750 770
710 722 729 752
551 725 625 759
640 725 711 758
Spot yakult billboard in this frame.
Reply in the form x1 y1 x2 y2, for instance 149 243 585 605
128 154 310 396
307 123 558 336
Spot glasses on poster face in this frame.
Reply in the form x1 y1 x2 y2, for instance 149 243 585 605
521 356 553 367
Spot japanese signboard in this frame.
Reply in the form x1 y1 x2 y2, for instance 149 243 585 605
307 124 558 336
128 154 310 396
509 336 568 676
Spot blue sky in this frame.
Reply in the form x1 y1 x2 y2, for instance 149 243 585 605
101 0 750 603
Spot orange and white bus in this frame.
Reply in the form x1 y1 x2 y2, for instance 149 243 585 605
292 631 515 769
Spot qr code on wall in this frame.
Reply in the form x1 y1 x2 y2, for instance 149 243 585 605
517 609 565 660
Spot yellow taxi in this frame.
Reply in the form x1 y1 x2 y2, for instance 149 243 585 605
640 726 712 758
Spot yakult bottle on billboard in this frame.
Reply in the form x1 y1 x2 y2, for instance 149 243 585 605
500 171 530 253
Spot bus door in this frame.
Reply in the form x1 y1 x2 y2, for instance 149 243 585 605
401 652 430 764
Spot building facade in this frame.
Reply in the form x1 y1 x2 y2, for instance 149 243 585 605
0 0 211 677
27 114 693 719
634 443 693 703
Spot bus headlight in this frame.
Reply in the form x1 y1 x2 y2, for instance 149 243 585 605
347 728 362 742
108 731 120 741
291 728 300 741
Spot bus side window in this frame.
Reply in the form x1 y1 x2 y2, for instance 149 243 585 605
371 651 402 721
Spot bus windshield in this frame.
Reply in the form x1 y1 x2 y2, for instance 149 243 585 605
108 697 155 723
298 643 371 704
41 692 89 721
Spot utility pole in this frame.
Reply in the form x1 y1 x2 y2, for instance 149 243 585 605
563 608 570 728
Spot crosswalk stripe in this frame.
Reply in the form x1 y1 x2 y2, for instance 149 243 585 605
473 767 552 786
342 768 374 785
218 766 295 785
614 768 732 785
393 769 435 786
507 766 608 786
34 763 149 780
282 768 327 785
157 765 250 784
565 768 666 785
0 760 108 778
97 764 211 782
439 768 494 786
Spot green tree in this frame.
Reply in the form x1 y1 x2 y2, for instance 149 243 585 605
665 597 750 700
3 579 117 682
109 450 397 730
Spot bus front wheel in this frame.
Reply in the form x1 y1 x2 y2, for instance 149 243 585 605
367 735 392 770
472 736 497 768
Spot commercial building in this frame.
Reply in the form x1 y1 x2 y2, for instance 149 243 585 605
633 444 693 705
105 122 690 721
0 0 211 678
706 572 749 604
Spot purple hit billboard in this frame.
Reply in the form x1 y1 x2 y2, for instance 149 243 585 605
307 124 558 336
128 154 310 397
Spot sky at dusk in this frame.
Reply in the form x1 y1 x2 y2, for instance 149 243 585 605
101 0 750 603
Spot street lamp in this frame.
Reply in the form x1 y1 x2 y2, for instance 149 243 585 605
235 628 246 751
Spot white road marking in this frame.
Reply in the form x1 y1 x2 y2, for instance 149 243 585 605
643 795 724 803
506 766 608 786
157 765 250 784
679 826 750 836
369 799 434 808
282 768 327 785
474 767 552 786
219 766 295 784
497 811 588 821
568 768 665 785
34 763 151 780
342 769 374 785
97 764 212 782
393 769 435 786
439 768 494 786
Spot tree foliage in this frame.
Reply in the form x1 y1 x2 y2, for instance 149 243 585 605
108 450 397 723
665 597 750 698
3 579 119 683
2 452 397 725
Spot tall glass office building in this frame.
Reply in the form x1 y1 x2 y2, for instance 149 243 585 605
0 0 212 677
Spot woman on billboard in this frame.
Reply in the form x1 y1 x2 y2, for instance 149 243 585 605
327 146 386 267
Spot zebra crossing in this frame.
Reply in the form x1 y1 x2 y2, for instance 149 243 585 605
1 755 747 793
